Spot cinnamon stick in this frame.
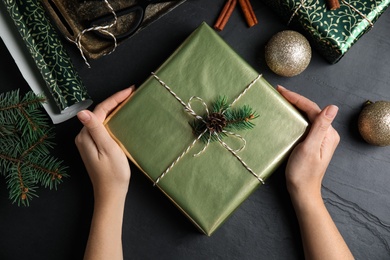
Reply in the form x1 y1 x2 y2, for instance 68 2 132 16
214 0 237 31
238 0 258 27
327 0 340 10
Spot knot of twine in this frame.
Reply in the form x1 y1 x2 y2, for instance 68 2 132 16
287 0 373 28
151 73 265 186
68 0 118 68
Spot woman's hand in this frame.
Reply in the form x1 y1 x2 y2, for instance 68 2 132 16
277 86 353 260
75 86 134 201
75 86 135 260
277 85 340 202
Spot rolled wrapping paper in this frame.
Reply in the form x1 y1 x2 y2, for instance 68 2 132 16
0 0 92 124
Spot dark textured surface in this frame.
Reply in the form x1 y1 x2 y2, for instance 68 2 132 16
1 0 389 259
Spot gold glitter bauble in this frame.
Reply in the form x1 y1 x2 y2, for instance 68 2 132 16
265 30 311 77
358 101 390 146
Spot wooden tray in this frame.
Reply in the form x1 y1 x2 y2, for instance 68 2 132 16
42 0 186 59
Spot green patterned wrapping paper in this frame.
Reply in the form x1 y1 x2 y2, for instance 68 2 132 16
261 0 390 63
105 23 308 235
2 0 91 113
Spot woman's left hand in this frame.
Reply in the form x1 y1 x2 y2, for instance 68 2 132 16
75 86 135 201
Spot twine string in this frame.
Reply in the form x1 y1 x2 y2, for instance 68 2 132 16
152 73 205 123
221 130 247 153
152 73 265 186
153 128 208 185
186 97 246 156
193 129 246 157
193 131 212 157
225 74 262 111
68 0 118 68
188 96 210 120
217 134 265 184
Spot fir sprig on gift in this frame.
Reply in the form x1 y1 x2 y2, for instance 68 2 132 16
190 96 258 143
0 90 68 206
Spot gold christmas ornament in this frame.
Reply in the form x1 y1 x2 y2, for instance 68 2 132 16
265 30 311 77
358 101 390 146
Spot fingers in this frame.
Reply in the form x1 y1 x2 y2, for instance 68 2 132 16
277 85 321 122
75 126 95 154
75 87 135 155
276 84 340 155
305 105 339 154
94 86 135 122
76 110 114 153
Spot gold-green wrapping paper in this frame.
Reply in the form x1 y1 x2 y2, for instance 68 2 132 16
105 23 308 236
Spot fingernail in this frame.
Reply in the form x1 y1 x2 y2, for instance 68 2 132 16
77 110 91 123
325 105 339 119
277 85 286 91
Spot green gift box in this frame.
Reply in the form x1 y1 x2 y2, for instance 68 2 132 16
105 23 308 235
261 0 390 63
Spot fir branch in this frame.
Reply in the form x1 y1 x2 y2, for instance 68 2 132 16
0 90 68 206
17 163 28 201
20 134 48 159
212 96 229 113
224 105 258 132
190 96 258 144
0 90 47 138
29 156 68 188
0 90 46 111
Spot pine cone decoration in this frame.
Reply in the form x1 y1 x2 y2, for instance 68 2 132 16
189 96 257 144
206 112 227 133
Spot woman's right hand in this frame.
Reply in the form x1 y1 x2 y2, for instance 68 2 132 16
277 85 340 203
277 86 353 260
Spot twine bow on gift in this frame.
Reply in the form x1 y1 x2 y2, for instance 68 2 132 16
152 73 265 186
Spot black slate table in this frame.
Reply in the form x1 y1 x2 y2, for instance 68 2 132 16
1 1 390 259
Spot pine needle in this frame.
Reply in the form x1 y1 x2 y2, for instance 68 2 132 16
0 90 68 206
190 96 258 144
